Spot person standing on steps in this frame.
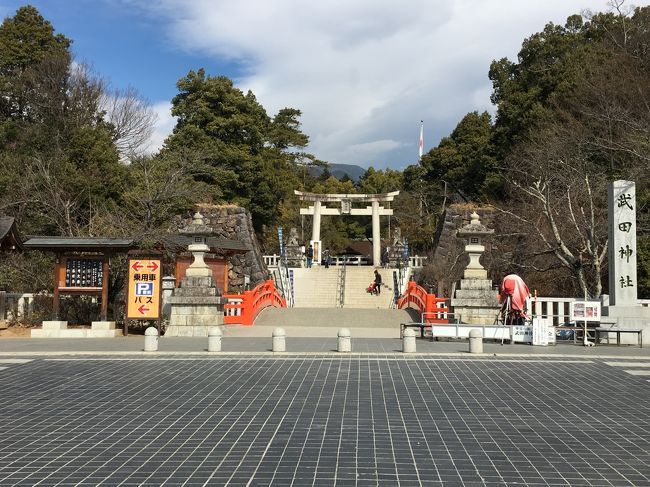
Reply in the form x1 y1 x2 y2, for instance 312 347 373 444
373 269 382 295
323 248 331 268
306 244 314 268
381 247 389 268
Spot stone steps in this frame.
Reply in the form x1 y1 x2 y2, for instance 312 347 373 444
291 267 339 307
249 307 416 337
31 321 123 338
343 268 394 308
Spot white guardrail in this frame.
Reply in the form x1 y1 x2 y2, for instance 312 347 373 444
531 297 650 325
3 292 649 323
530 297 576 326
262 254 427 268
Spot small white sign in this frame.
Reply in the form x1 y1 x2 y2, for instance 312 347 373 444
547 325 556 345
532 318 549 346
570 301 601 322
512 325 532 343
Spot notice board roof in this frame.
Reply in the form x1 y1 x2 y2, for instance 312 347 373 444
23 235 249 253
23 237 134 252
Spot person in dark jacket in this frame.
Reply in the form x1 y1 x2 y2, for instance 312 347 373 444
373 269 382 295
323 248 331 268
381 247 389 268
306 245 313 268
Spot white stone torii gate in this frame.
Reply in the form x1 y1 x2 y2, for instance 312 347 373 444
295 190 400 265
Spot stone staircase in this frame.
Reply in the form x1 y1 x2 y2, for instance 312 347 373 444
246 266 412 335
291 267 339 307
343 267 394 308
250 307 417 338
289 266 395 309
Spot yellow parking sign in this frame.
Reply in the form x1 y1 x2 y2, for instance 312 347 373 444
127 259 161 319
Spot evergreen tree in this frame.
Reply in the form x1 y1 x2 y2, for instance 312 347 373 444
164 69 306 230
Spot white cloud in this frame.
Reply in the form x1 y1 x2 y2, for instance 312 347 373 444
129 0 644 169
145 101 176 154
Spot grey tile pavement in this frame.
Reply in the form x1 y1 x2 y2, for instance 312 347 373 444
0 356 648 486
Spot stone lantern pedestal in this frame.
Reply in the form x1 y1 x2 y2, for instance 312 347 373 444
165 212 228 337
450 212 500 324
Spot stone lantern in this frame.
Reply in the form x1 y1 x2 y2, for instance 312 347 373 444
456 211 494 279
182 212 213 278
450 211 499 324
165 211 227 336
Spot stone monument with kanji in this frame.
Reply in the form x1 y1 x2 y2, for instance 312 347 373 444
602 180 649 344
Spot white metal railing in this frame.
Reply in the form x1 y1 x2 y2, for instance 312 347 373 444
531 297 575 326
263 254 428 268
336 262 346 308
275 258 294 308
409 256 426 268
223 297 243 318
399 267 412 296
264 255 281 267
333 256 367 266
529 296 650 325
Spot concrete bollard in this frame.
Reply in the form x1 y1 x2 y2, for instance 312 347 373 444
144 326 159 352
208 327 222 352
402 328 417 353
469 329 483 354
338 328 351 353
272 328 286 352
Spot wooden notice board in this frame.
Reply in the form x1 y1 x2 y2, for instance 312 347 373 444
126 258 161 319
53 254 110 321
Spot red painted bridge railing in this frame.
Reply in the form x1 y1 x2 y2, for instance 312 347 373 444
223 279 286 326
396 280 449 323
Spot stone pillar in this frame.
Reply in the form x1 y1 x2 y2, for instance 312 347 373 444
161 275 176 318
402 328 417 353
272 328 286 352
372 200 381 266
208 327 222 352
469 329 483 353
608 180 637 306
312 200 322 243
338 328 351 352
144 327 159 352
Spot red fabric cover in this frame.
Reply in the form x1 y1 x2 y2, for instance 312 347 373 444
499 274 531 316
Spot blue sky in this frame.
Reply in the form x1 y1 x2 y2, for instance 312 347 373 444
1 0 238 101
1 0 645 169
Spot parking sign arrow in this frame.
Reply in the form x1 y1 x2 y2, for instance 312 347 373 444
138 305 149 314
147 261 159 272
131 261 143 272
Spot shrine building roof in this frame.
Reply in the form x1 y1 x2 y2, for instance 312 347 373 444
166 235 249 253
0 216 23 251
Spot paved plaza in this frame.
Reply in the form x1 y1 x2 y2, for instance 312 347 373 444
0 346 649 486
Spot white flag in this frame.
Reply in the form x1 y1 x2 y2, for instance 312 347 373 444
418 121 424 159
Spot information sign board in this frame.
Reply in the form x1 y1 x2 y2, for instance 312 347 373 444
64 257 103 288
511 325 532 343
570 301 601 322
127 259 161 319
532 318 549 346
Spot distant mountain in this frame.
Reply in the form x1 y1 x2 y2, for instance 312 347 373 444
309 163 367 182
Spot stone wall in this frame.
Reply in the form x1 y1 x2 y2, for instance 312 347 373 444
195 205 268 292
428 204 497 295
431 205 497 265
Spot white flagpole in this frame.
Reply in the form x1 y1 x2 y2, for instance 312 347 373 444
418 120 424 160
